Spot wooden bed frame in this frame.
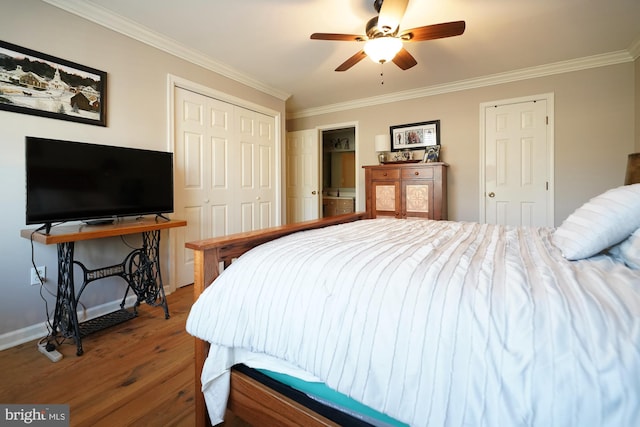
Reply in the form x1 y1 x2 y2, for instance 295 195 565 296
185 212 368 427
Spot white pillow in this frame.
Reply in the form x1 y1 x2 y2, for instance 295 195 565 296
609 227 640 269
552 183 640 260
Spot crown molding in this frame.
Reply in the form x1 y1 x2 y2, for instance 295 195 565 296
41 0 291 101
289 50 634 119
629 35 640 60
40 0 635 118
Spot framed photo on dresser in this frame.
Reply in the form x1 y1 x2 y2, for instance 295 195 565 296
424 145 441 162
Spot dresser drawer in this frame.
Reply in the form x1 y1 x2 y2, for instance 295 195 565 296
371 168 400 180
402 167 434 180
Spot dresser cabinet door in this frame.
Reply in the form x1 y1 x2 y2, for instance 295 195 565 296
402 181 433 219
372 180 401 218
401 167 434 219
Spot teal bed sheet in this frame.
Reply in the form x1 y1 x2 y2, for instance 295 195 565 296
257 369 409 427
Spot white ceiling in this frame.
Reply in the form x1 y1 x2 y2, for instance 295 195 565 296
45 0 640 116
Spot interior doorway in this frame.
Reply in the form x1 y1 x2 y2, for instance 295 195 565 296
285 124 358 223
320 126 357 218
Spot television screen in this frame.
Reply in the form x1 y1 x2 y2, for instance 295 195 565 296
26 137 174 227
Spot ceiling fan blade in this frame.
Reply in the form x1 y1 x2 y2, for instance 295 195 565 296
400 20 466 42
378 0 409 34
335 50 368 72
392 48 417 70
311 33 366 42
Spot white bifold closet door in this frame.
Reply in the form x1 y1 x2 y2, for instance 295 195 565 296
173 87 277 287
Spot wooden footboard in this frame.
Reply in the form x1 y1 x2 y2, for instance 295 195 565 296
228 368 339 426
185 213 367 427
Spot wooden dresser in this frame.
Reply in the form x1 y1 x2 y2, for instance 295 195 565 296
363 162 448 220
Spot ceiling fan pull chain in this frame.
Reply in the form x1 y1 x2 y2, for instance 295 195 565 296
380 62 385 85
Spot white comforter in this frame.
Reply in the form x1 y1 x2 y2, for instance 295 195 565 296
186 219 640 427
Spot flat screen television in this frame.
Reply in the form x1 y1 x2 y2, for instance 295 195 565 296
26 136 174 232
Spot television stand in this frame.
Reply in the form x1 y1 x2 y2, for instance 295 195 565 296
21 217 187 356
83 218 115 226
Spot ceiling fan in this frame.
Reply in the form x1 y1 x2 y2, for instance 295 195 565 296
310 0 465 72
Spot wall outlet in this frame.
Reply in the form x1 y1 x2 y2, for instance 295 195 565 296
30 266 46 286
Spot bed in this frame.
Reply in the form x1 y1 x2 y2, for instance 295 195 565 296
185 184 640 427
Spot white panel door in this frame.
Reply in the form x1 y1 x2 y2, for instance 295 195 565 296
173 89 234 287
235 108 277 232
173 87 277 287
484 98 552 226
286 129 320 223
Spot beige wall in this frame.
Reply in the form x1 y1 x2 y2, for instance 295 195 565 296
0 0 285 338
287 63 636 224
1 0 636 342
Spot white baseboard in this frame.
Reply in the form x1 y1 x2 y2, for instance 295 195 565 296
0 295 137 351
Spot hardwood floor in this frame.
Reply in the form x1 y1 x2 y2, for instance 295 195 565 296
0 285 250 427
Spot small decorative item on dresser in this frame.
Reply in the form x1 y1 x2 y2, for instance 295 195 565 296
374 134 390 164
424 145 440 163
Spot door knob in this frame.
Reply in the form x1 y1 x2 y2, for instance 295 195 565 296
312 191 317 195
488 192 495 198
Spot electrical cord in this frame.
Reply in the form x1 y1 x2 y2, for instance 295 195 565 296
30 228 53 321
120 234 140 250
30 223 69 348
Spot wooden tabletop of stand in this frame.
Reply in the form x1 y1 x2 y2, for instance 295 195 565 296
21 217 187 245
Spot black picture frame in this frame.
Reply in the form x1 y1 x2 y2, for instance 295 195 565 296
390 120 440 151
0 40 106 127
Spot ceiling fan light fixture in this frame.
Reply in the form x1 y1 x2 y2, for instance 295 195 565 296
364 37 403 63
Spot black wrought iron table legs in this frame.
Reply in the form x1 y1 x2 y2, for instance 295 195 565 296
49 229 169 356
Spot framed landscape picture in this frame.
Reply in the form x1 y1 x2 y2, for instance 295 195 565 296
0 40 106 126
390 120 440 151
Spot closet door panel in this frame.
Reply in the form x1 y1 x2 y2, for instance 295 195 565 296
174 87 277 287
